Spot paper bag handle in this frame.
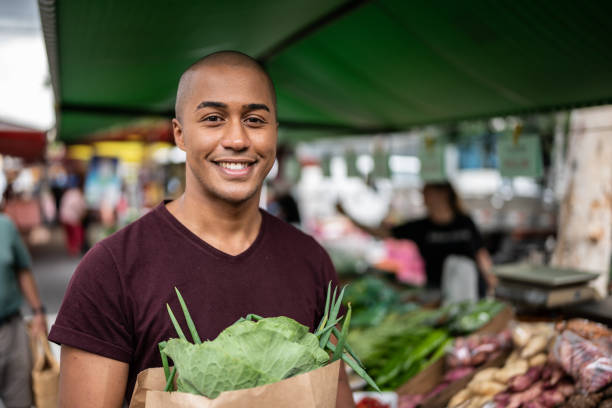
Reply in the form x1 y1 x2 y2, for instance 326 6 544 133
31 331 60 372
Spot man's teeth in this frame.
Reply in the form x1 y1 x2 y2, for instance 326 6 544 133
219 162 249 170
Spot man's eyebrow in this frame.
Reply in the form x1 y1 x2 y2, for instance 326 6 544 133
243 103 270 112
195 101 227 111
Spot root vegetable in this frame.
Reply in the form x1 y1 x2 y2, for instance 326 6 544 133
529 353 548 367
543 365 564 388
509 366 542 392
494 360 529 383
556 380 575 397
472 368 500 383
506 381 543 408
449 388 472 408
512 324 533 347
522 334 549 359
539 389 565 406
444 366 475 382
493 392 510 405
467 396 490 408
523 401 545 408
468 380 506 396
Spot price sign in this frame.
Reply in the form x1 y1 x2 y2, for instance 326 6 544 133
418 142 446 182
497 134 543 178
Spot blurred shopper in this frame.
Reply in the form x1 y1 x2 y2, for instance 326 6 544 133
49 51 353 408
59 175 87 256
267 183 302 228
339 181 497 298
0 185 47 408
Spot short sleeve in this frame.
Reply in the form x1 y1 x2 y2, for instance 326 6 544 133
466 216 485 253
10 222 31 270
390 219 421 242
48 243 133 363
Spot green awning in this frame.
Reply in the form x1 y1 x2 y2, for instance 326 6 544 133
40 0 612 143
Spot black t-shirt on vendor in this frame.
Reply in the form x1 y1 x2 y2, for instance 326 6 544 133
390 214 485 291
49 202 340 403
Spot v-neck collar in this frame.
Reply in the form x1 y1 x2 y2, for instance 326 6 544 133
156 200 267 262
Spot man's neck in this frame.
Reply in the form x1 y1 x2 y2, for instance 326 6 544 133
166 191 263 256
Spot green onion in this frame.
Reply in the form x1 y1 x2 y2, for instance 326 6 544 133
175 287 201 344
331 303 351 362
167 304 187 341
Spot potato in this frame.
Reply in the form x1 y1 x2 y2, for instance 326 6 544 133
467 396 492 408
471 368 500 383
468 380 507 396
494 359 529 383
528 353 547 367
449 388 472 408
512 324 533 347
506 350 521 364
521 334 549 359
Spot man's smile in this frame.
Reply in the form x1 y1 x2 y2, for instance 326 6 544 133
212 159 257 176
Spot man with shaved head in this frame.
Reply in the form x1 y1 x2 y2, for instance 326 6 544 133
49 51 355 407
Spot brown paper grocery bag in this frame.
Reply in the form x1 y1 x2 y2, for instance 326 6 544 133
130 360 340 408
29 332 60 408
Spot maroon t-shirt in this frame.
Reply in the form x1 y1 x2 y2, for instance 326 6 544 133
49 202 340 402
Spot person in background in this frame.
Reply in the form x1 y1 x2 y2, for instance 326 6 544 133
59 174 87 256
0 184 47 408
339 181 498 297
267 182 302 228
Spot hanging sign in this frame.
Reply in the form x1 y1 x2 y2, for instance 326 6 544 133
344 149 360 178
373 149 391 178
497 133 543 178
418 139 446 182
320 155 332 178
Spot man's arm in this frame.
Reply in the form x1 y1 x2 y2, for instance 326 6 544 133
16 268 47 335
59 345 128 408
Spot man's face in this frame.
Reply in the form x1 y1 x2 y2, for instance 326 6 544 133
173 64 277 205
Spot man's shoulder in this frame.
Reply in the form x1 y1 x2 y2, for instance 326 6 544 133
262 210 323 250
96 205 167 252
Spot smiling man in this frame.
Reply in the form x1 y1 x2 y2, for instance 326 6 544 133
49 51 355 407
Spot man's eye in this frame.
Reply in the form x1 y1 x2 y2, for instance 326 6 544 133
203 115 222 122
245 117 265 124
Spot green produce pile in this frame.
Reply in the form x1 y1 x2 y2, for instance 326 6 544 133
158 285 379 398
348 299 506 391
343 276 418 328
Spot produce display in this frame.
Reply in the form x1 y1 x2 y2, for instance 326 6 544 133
159 285 378 398
446 319 612 408
348 299 506 393
399 330 514 408
447 330 513 368
344 276 418 328
365 327 451 390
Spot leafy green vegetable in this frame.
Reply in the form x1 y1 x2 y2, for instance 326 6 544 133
159 285 380 398
162 318 329 398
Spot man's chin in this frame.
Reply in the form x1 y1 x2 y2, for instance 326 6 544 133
214 188 259 206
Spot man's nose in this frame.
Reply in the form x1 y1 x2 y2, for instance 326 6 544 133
221 119 250 151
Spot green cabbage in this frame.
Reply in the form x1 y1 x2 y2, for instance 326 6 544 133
162 317 329 398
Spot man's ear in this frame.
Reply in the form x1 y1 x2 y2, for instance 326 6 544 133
172 118 186 151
